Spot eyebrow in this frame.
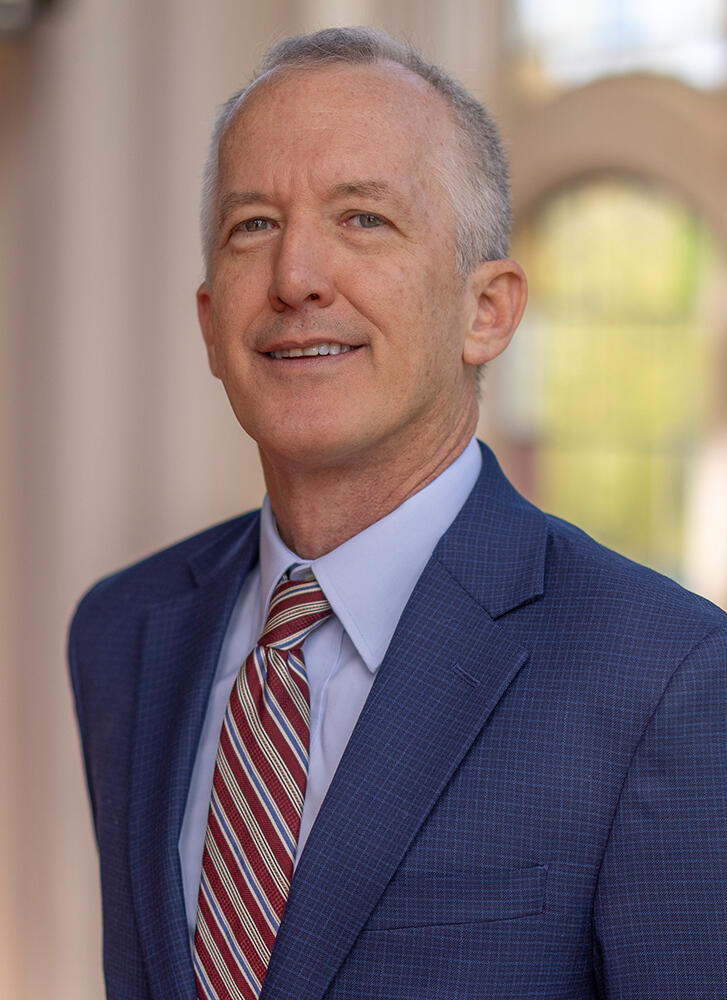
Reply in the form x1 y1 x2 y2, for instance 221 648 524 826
217 191 268 228
328 180 396 201
328 180 414 217
216 179 411 229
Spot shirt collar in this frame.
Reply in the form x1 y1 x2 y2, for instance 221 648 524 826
258 437 482 672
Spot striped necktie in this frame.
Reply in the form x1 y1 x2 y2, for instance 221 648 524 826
194 573 332 1000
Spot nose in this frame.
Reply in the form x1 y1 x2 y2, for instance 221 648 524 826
268 222 335 311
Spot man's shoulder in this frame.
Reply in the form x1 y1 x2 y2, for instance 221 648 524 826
449 444 726 638
541 509 727 641
71 509 259 628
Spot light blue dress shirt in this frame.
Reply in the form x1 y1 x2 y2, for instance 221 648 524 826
179 437 482 945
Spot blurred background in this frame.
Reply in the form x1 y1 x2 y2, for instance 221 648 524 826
2 0 726 996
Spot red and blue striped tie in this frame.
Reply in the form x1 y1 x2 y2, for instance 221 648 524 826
194 573 331 1000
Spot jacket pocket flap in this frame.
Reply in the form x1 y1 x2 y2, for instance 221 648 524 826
365 863 548 930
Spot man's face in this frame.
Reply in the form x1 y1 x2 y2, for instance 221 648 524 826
198 61 479 475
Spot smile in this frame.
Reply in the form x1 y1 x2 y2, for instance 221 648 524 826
268 343 356 359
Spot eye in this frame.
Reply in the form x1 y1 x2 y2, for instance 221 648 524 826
346 213 386 229
235 217 274 233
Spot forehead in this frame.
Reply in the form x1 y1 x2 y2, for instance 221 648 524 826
218 61 455 197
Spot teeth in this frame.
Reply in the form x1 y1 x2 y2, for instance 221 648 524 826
270 343 353 359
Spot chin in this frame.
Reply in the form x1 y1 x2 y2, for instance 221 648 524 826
244 399 367 461
264 435 356 469
257 420 388 473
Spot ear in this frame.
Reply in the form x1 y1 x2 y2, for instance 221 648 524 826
196 282 221 378
462 259 528 367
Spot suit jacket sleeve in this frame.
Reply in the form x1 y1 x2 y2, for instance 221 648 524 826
593 628 727 998
68 592 99 831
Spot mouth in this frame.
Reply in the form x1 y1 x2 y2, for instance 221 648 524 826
266 341 359 359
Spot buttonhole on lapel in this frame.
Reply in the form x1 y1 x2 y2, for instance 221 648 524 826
452 662 480 687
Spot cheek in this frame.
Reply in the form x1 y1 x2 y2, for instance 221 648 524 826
356 259 426 328
209 276 264 348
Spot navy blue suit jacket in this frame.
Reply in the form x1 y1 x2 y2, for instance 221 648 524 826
69 443 727 999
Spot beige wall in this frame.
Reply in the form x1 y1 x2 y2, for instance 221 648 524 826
1 2 725 996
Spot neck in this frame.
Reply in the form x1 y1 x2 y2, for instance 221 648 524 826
260 408 478 559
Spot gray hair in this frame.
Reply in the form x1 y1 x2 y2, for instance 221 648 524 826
200 26 511 277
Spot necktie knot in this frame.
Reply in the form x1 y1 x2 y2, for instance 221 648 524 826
258 573 332 651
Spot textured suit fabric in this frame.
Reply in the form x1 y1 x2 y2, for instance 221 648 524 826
69 442 727 1000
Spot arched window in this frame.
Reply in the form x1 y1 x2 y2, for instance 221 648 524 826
494 178 726 603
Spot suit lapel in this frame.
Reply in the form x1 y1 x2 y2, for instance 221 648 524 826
261 444 548 1000
128 516 259 1000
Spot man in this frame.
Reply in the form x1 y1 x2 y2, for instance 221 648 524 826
69 26 727 1000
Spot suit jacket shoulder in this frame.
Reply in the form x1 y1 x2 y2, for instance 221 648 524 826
542 508 725 635
437 443 726 659
72 510 259 625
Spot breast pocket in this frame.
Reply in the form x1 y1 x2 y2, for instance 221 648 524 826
365 863 549 931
